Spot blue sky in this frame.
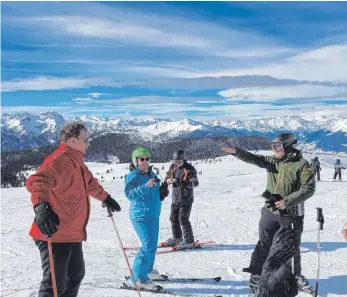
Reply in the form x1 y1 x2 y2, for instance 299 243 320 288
1 1 347 120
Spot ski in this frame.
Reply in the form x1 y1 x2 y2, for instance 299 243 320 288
124 240 215 251
154 276 222 283
120 282 223 297
156 243 226 255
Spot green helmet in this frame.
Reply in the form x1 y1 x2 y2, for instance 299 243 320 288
132 147 150 166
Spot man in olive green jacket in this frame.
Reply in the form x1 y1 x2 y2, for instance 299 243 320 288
222 133 315 297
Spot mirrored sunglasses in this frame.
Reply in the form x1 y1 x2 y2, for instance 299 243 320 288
139 157 150 162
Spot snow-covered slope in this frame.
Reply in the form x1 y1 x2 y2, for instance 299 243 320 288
1 151 346 297
1 112 347 152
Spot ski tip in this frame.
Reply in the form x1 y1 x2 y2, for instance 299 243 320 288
214 276 222 282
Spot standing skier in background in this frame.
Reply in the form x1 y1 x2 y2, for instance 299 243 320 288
124 148 169 290
164 150 199 249
333 159 345 181
310 157 321 181
221 133 316 297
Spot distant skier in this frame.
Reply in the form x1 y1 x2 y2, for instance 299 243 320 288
164 149 199 249
310 157 321 181
333 159 345 181
255 226 298 297
124 148 169 290
221 133 316 297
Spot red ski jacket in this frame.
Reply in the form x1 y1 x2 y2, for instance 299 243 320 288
27 144 108 242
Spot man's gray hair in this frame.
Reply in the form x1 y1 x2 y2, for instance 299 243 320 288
59 121 87 142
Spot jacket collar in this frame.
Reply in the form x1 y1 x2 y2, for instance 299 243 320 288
273 149 302 163
57 143 85 162
136 165 153 176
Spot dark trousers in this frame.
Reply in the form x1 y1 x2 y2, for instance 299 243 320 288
170 204 194 243
34 240 85 297
333 171 342 180
313 170 320 181
248 208 304 275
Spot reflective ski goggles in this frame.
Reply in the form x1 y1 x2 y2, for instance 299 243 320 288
172 159 184 165
271 142 283 152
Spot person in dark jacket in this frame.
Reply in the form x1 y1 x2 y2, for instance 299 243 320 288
164 150 199 249
26 121 121 297
310 157 321 181
255 226 298 297
221 133 315 297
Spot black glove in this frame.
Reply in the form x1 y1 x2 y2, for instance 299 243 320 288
102 195 121 216
160 181 169 201
34 202 60 237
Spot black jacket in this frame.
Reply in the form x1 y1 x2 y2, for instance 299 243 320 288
165 162 199 205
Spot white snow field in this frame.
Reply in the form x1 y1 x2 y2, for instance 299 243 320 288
1 151 346 297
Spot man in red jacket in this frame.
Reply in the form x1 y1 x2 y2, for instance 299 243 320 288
27 121 121 297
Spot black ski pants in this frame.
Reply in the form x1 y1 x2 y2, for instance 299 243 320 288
313 170 320 181
248 207 304 276
34 240 85 297
170 203 194 244
333 171 342 180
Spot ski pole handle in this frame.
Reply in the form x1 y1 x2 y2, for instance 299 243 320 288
316 207 324 230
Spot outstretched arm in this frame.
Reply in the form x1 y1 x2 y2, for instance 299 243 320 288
221 146 271 169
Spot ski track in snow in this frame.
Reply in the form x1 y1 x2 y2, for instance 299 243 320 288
1 151 346 297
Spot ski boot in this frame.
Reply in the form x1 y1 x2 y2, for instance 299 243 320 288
160 237 182 247
295 274 315 295
125 276 163 291
175 240 198 250
148 269 168 281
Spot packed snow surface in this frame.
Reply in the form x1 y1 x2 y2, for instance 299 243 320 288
1 151 346 297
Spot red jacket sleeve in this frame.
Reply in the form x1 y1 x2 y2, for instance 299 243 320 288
83 165 108 201
26 166 57 206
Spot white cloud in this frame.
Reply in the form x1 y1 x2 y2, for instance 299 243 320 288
1 76 123 92
218 84 347 102
72 97 93 101
187 44 347 82
88 92 102 98
23 14 293 59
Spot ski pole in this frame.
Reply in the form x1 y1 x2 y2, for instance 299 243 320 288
105 207 142 297
47 239 58 297
315 207 324 297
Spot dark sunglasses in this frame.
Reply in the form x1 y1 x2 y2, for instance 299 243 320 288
139 157 150 162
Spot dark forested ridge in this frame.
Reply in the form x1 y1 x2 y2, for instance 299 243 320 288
1 134 271 187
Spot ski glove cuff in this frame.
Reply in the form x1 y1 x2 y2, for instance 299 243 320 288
34 202 60 237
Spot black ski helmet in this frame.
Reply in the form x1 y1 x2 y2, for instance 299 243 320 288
272 133 297 153
173 149 186 161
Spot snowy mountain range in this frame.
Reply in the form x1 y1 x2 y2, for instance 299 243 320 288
1 112 347 152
